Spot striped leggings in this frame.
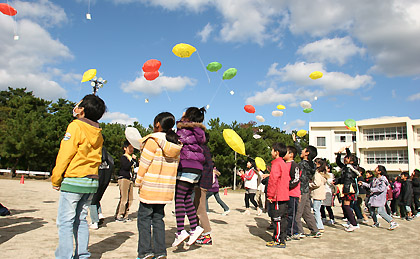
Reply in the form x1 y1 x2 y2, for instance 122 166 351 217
175 181 198 234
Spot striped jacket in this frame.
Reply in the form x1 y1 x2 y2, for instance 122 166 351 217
136 132 182 204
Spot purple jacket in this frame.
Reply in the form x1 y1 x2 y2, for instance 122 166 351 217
208 176 220 193
392 181 401 198
176 121 206 171
361 175 389 207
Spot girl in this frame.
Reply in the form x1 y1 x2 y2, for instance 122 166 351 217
358 165 399 230
206 167 230 215
135 112 182 259
172 107 206 247
310 159 328 232
238 160 260 215
335 146 360 232
321 164 336 225
136 112 182 258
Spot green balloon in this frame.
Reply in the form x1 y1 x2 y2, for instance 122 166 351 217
303 108 313 113
223 68 237 80
206 62 222 72
344 119 356 128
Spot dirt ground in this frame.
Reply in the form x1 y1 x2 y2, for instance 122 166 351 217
1 178 419 259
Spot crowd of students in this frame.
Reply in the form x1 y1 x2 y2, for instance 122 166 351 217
50 95 419 258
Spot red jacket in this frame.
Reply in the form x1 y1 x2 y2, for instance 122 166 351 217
267 157 291 201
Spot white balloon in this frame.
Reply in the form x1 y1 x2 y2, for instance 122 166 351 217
230 90 235 95
314 96 318 101
125 127 142 150
253 134 261 139
256 115 265 123
300 101 312 109
272 110 284 117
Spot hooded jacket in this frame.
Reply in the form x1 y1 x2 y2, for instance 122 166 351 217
176 121 206 172
136 132 182 204
335 150 360 194
360 175 389 207
52 118 103 187
267 157 291 202
310 170 327 200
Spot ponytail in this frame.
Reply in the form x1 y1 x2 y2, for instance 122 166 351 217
183 106 206 123
165 128 180 144
153 112 180 144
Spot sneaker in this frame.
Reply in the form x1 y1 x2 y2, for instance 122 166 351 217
154 255 167 259
345 225 359 232
286 236 292 241
115 217 126 223
187 226 204 245
330 219 336 225
371 222 380 228
319 229 325 233
242 209 251 215
389 222 399 230
298 233 306 239
393 215 401 219
307 231 322 238
222 210 230 216
137 254 154 259
322 218 327 224
257 208 263 216
291 234 300 240
172 230 189 247
98 213 105 220
266 241 286 248
89 222 98 230
125 218 132 222
195 234 212 245
341 223 349 228
406 217 414 221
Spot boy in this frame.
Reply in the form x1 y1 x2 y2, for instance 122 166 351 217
266 142 291 248
52 94 106 258
292 133 321 238
400 171 414 220
284 146 301 240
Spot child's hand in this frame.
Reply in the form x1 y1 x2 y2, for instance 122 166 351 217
52 186 60 191
358 181 362 185
292 133 296 142
338 147 345 153
267 198 273 203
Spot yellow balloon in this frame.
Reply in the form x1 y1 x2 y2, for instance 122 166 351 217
349 126 357 132
81 69 97 82
255 157 266 171
297 129 307 137
309 71 323 80
223 129 246 156
172 43 196 58
277 105 286 110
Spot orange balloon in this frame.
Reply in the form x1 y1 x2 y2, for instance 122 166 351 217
0 3 17 16
144 71 159 81
142 59 161 72
244 105 255 113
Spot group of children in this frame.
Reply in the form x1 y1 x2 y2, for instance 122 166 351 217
51 94 418 258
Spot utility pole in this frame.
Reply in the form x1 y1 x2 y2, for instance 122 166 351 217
233 151 237 190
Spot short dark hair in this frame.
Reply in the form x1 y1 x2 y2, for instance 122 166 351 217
247 158 256 169
183 107 206 123
123 140 131 150
272 142 287 157
306 145 317 161
377 165 387 176
79 94 106 122
286 146 297 159
401 171 409 178
359 167 365 175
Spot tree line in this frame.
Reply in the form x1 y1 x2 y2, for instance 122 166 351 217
0 88 308 186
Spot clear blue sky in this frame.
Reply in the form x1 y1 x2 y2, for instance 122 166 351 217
1 0 419 131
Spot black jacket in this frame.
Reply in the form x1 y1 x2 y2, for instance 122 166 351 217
400 179 413 205
118 155 135 180
335 149 359 194
412 177 420 195
294 141 315 194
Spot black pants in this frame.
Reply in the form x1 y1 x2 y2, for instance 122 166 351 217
320 205 335 220
245 192 258 208
414 193 420 213
287 197 299 236
272 201 288 243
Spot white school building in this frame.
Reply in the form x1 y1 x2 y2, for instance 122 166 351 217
309 116 420 175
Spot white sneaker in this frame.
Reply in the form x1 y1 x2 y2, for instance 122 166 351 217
341 223 349 228
172 230 189 247
89 222 98 230
345 225 358 232
222 210 230 216
187 226 204 246
257 208 262 216
98 213 105 220
389 222 399 230
242 209 251 215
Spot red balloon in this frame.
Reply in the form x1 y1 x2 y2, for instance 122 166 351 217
144 71 159 81
244 105 255 113
142 59 161 72
0 3 17 16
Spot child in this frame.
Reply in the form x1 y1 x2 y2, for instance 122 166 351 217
412 169 420 216
172 107 206 247
238 160 260 215
400 171 414 220
355 167 369 223
335 146 360 232
193 132 215 245
266 142 291 248
135 112 182 259
321 164 336 225
293 133 321 238
358 165 399 230
311 159 328 232
284 145 301 240
206 168 230 216
51 94 106 258
115 141 136 222
391 176 402 217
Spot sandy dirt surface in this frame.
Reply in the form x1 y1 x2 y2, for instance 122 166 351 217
1 178 419 259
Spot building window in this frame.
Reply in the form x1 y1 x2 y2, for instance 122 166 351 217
417 128 420 141
335 131 356 143
317 137 326 147
364 150 408 164
363 126 407 141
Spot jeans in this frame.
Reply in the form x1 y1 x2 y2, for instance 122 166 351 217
137 202 166 258
369 206 393 223
312 199 324 230
206 191 230 212
89 203 101 224
55 191 93 259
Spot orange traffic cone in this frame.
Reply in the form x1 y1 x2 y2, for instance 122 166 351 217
20 175 24 184
224 188 227 195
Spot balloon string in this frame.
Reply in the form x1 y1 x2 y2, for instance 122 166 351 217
88 0 91 13
196 51 210 83
164 88 172 102
207 80 223 107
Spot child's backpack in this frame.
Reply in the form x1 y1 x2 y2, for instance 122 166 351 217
0 203 11 216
